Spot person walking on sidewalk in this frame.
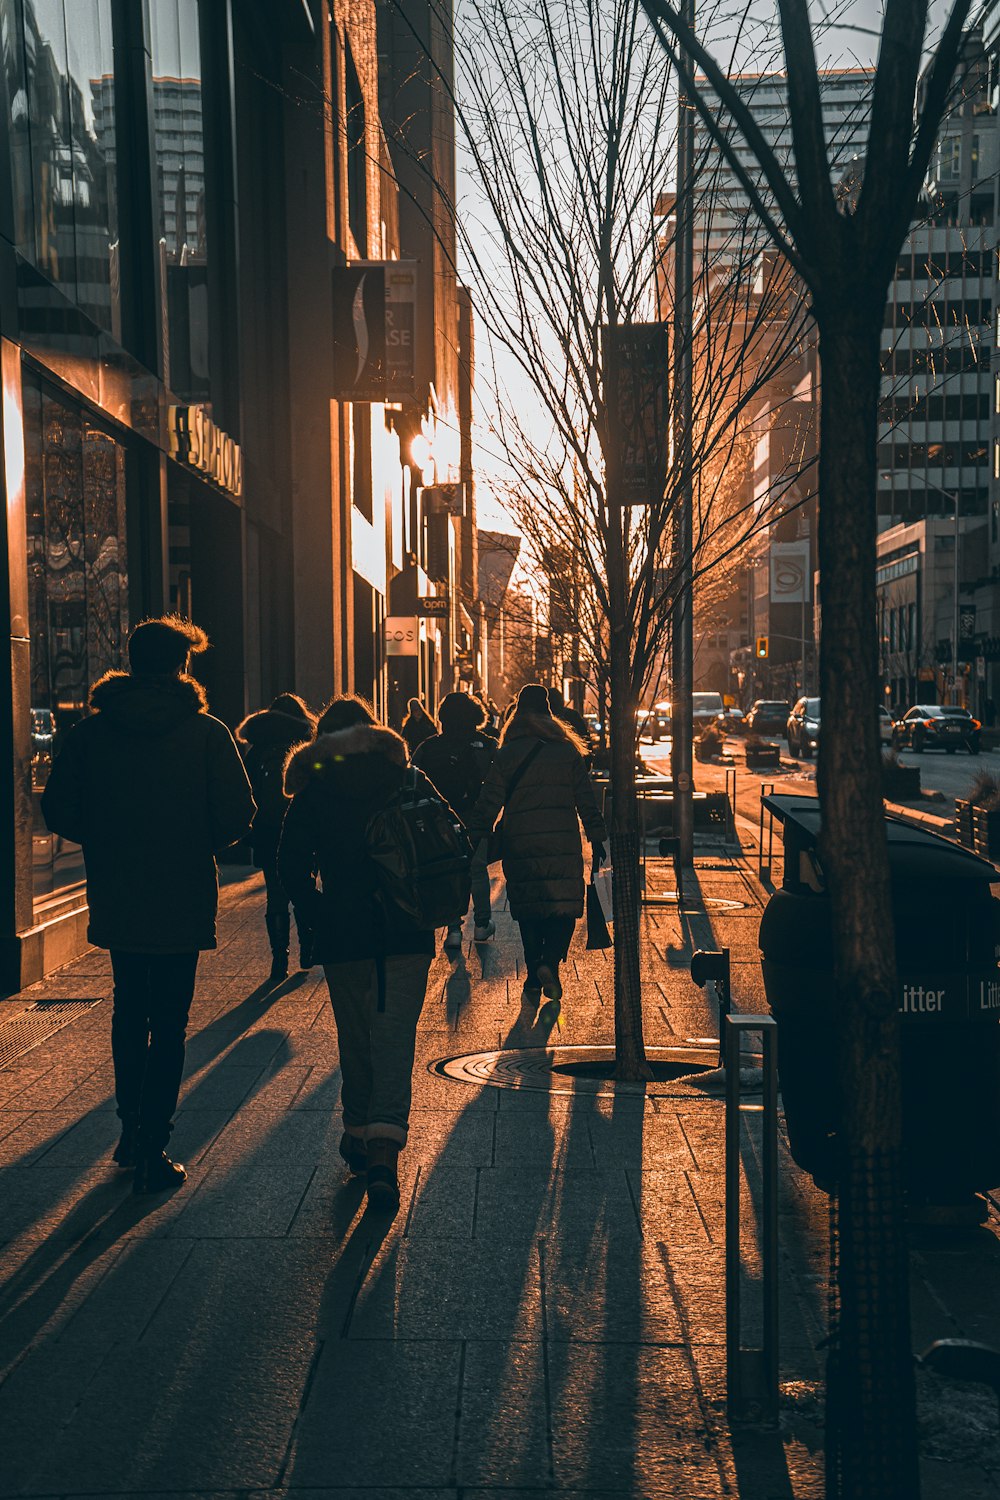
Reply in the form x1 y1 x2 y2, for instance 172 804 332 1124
413 692 497 950
467 683 607 1009
40 616 255 1195
279 708 439 1213
401 697 437 757
238 693 316 982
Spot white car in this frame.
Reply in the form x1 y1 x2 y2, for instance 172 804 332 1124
878 707 893 745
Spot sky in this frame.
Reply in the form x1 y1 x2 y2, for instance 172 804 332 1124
455 0 946 535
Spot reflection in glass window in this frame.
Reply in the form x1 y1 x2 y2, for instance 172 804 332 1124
1 0 119 333
24 372 128 899
151 0 210 402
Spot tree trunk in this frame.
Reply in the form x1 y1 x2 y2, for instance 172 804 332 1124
815 302 918 1498
606 512 650 1081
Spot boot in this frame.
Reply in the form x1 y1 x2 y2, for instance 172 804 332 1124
265 911 290 983
296 919 314 971
338 1132 367 1176
112 1117 139 1169
132 1151 187 1195
366 1138 401 1214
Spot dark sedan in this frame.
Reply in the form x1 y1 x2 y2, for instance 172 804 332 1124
746 699 791 736
786 697 820 757
892 704 982 754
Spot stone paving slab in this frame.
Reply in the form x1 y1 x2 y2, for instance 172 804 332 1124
0 852 997 1495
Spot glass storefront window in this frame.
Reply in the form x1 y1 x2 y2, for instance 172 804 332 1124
24 370 128 900
1 0 120 335
150 0 211 403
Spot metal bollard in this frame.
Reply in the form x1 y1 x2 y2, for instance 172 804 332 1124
657 835 683 905
690 947 731 1066
725 1012 779 1426
756 783 775 882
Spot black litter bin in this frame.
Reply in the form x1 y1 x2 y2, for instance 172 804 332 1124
758 793 1000 1210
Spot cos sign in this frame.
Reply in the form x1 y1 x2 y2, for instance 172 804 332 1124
168 405 243 498
385 616 419 657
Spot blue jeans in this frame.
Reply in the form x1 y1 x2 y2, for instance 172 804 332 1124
324 953 431 1145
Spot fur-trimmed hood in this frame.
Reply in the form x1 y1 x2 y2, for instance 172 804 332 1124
500 710 587 756
88 670 208 738
237 706 313 752
284 723 406 795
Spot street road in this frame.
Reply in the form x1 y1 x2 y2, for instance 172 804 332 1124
639 734 1000 822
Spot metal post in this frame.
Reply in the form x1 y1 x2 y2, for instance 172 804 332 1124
725 1013 779 1426
953 489 961 705
670 0 695 867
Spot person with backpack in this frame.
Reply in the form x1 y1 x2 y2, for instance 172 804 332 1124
401 697 438 756
467 683 607 1009
413 692 497 948
237 693 316 982
279 703 466 1213
40 616 255 1195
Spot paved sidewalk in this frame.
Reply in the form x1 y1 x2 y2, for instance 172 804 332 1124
0 841 997 1497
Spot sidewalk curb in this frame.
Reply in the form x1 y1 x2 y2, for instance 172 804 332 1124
883 799 954 835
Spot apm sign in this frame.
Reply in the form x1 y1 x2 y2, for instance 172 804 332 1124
332 261 418 401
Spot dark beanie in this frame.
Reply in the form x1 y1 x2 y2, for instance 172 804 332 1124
517 684 551 715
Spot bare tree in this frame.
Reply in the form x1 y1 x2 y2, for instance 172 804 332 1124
638 0 974 1491
384 0 818 1078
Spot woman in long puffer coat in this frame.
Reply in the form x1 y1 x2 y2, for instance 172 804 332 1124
467 683 607 1008
237 693 316 981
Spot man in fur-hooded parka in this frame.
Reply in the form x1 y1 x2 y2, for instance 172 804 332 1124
467 687 607 920
41 627 255 953
278 723 437 963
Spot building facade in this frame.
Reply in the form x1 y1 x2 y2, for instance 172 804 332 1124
0 0 478 992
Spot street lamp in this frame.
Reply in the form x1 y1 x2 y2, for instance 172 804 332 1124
880 471 962 704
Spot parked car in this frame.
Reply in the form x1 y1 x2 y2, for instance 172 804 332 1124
719 705 746 735
746 699 791 737
878 707 894 745
786 697 821 757
691 692 725 730
892 704 982 754
637 703 671 741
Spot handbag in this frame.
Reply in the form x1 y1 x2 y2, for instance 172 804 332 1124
485 740 545 865
586 868 613 949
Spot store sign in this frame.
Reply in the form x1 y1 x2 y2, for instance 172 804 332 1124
769 541 811 604
602 323 669 505
332 261 418 401
385 616 419 656
416 595 449 617
168 405 243 498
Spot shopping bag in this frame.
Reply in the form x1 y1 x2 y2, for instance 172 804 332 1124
586 876 612 949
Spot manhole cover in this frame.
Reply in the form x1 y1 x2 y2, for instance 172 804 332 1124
431 1044 733 1097
642 893 748 910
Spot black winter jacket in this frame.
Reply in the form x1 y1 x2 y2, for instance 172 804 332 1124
237 708 312 864
467 713 608 920
413 730 496 824
278 724 437 963
40 672 255 952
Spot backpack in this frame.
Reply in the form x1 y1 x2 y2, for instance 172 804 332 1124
366 769 472 929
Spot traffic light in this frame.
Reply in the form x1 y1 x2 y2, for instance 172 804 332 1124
755 635 769 659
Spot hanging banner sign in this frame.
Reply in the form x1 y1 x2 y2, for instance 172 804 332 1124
769 541 811 603
602 323 669 506
332 261 418 401
168 405 243 498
